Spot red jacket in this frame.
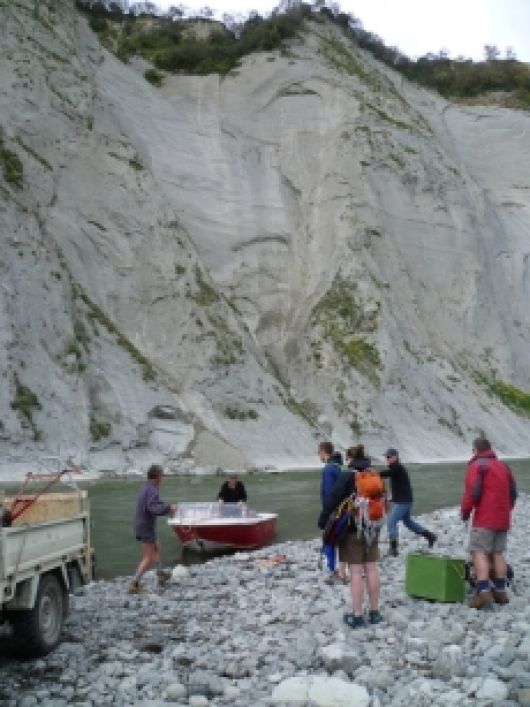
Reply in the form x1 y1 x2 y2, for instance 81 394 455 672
461 450 517 530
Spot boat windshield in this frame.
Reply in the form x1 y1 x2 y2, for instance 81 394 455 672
173 502 256 521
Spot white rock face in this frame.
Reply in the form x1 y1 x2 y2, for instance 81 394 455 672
1 3 529 479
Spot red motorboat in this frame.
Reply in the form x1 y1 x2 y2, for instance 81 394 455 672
168 502 277 552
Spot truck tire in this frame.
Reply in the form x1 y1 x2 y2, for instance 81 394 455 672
11 573 66 657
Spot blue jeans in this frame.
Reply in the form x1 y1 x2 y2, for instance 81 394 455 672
387 502 424 540
322 543 336 572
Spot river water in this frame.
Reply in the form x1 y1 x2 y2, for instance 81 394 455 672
86 459 530 579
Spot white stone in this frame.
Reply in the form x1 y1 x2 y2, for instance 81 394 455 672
476 677 509 701
271 676 369 706
433 644 465 679
320 643 361 672
271 677 309 703
118 676 136 691
189 697 209 707
308 677 370 707
171 565 190 582
165 682 187 700
223 685 240 699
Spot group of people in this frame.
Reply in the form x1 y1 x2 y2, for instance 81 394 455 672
318 441 437 627
317 437 517 628
128 437 517 625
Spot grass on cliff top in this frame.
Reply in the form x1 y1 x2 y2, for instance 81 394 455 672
75 1 530 105
77 2 311 75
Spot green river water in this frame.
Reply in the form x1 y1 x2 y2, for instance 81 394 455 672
4 459 528 579
83 459 529 579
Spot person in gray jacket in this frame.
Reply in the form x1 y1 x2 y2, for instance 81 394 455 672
129 464 176 593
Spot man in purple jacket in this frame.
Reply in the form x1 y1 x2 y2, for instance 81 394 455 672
129 464 176 594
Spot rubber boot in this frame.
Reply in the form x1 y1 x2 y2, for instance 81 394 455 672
389 539 398 557
422 529 437 548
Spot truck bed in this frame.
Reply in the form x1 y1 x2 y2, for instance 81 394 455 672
4 491 88 525
0 491 91 607
1 516 89 587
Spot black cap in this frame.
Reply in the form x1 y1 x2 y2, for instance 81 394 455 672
384 447 399 458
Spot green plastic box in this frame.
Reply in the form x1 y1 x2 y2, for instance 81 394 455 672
405 553 466 603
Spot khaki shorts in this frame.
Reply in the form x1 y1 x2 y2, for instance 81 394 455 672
338 532 379 565
469 528 508 554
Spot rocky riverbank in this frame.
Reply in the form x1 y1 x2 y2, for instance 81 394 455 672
1 498 529 706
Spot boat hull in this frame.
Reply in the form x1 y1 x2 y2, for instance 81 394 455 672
169 514 277 552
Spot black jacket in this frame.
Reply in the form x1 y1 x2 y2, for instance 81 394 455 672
380 461 413 503
348 456 372 471
217 481 247 503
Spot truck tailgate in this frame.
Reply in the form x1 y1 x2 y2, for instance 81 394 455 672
0 515 89 583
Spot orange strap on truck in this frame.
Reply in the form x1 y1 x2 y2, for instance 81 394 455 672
8 468 81 523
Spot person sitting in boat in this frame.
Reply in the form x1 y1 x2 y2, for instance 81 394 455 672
217 473 247 505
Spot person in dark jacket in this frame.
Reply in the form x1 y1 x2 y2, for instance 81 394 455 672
346 444 372 472
461 437 517 609
318 441 343 577
129 464 176 594
381 448 436 557
217 474 247 504
319 446 382 629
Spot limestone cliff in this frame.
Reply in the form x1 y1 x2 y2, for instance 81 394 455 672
1 1 529 476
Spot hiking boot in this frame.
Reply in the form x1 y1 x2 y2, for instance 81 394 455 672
491 589 509 605
469 591 493 609
388 540 398 557
128 580 145 594
157 570 172 586
343 613 365 629
368 610 383 625
421 530 437 548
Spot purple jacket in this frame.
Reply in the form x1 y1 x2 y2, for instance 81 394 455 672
134 482 171 539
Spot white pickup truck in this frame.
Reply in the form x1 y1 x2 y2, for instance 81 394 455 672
0 488 92 657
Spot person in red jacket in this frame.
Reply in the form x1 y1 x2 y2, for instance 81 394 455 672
461 437 517 609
